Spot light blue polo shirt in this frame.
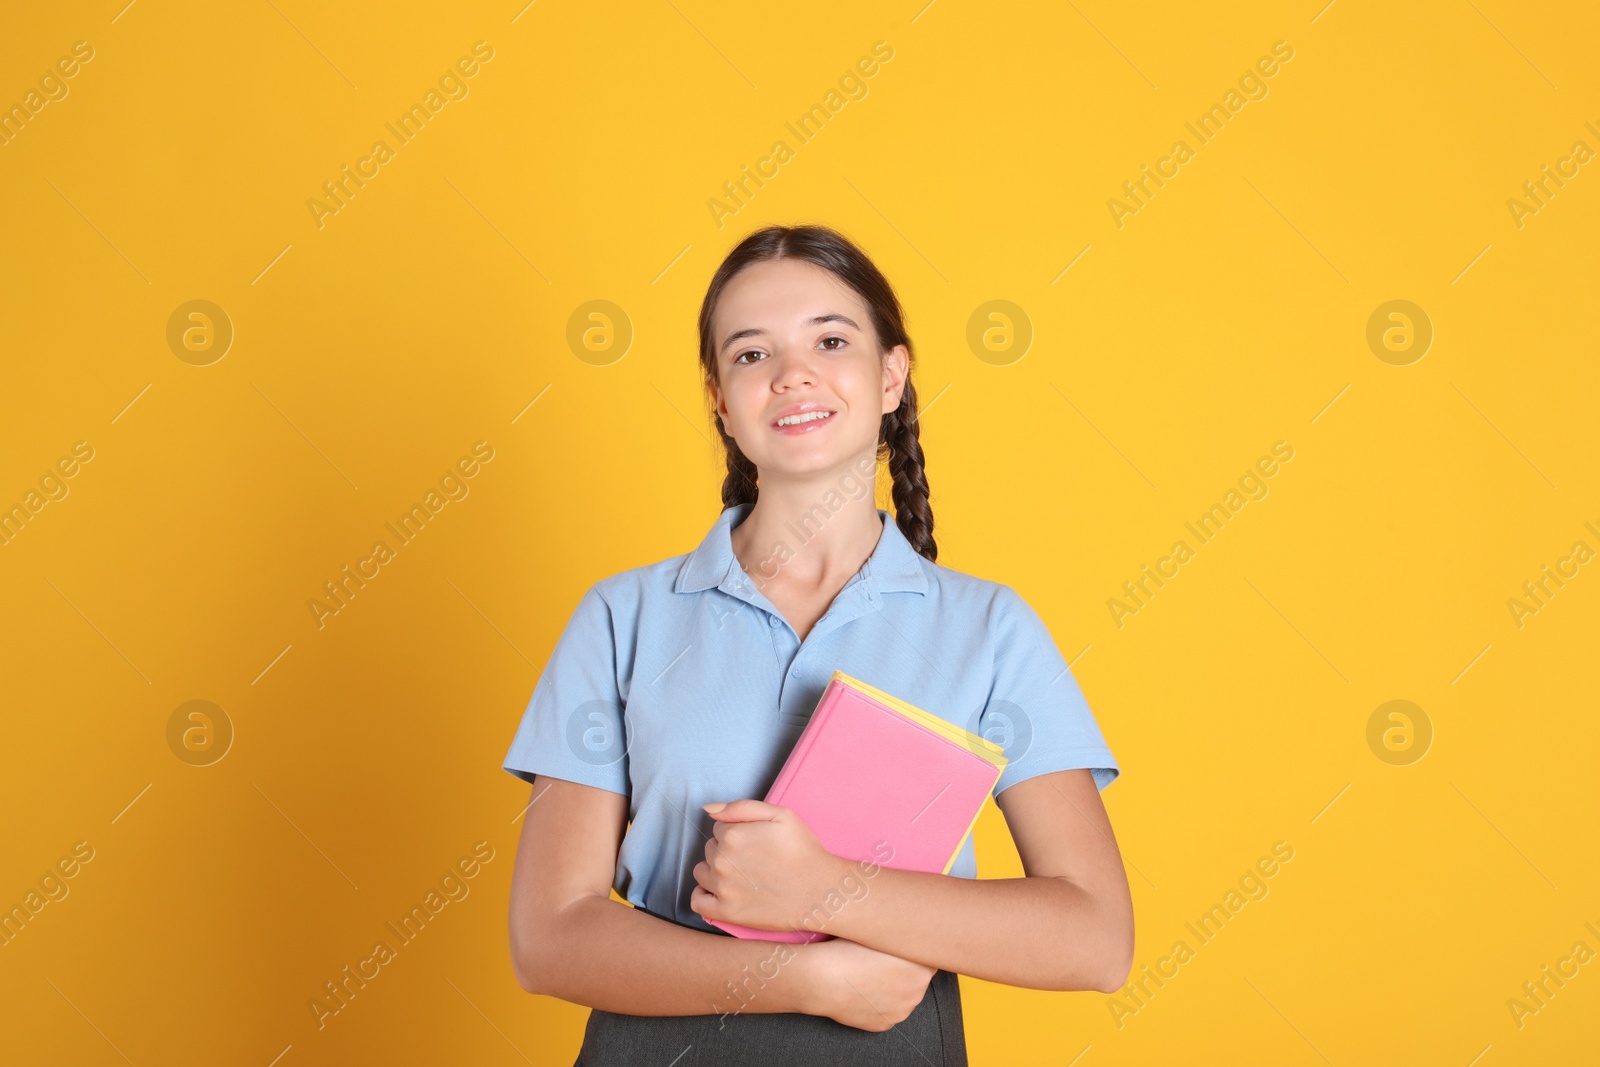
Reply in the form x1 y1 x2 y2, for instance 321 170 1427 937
502 502 1119 933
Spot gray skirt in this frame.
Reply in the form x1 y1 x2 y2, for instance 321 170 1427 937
571 964 967 1067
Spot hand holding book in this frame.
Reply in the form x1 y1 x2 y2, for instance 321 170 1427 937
692 671 1008 943
688 797 861 937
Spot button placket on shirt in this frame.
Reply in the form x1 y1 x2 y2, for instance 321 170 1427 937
718 571 793 688
721 565 883 712
794 581 878 705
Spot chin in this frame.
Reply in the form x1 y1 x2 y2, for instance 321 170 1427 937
752 446 868 479
735 419 873 471
751 455 834 477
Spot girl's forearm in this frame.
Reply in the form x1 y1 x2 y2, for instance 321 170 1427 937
520 894 822 1019
820 863 1131 993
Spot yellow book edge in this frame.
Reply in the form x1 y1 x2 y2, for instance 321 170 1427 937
828 670 1009 770
825 670 1008 877
941 777 1000 875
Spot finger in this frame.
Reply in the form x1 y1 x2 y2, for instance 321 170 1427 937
704 798 785 822
689 885 715 916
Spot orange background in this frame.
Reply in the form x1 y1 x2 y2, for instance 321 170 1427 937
1 1 1596 1064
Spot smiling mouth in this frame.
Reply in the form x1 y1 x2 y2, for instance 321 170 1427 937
773 410 836 429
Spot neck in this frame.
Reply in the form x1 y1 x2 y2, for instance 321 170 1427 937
730 484 885 592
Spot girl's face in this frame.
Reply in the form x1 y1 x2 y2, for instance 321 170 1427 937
708 257 907 481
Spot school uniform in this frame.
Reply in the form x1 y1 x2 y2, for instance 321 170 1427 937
504 501 1121 1065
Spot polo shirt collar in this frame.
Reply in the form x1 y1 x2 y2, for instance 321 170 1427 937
674 501 929 597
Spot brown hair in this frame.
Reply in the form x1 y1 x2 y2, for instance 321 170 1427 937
696 224 936 562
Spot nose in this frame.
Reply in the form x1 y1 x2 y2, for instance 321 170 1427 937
770 347 821 390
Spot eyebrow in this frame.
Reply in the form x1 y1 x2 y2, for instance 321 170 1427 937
719 313 862 356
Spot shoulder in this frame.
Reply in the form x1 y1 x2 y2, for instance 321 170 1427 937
585 549 697 612
923 558 1032 614
548 551 696 652
917 559 1051 642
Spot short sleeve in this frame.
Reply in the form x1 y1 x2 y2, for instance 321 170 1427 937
502 583 630 796
981 586 1120 796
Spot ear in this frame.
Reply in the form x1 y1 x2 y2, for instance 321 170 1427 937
707 376 728 433
882 344 909 414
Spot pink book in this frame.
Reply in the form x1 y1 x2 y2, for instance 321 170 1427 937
707 670 1009 942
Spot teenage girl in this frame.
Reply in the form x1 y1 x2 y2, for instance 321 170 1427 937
504 225 1133 1066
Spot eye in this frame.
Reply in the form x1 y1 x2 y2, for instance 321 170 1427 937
819 335 848 351
732 349 766 365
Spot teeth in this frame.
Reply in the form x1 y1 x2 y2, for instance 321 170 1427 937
776 410 833 427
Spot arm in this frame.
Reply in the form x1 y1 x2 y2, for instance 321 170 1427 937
693 768 1134 993
827 768 1134 992
508 774 824 1017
